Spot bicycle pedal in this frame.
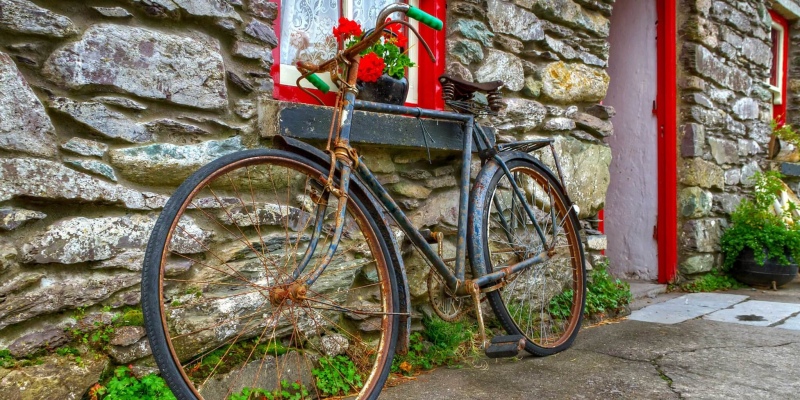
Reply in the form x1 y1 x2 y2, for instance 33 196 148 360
484 335 525 358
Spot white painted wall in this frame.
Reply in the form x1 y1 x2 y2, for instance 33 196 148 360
604 0 659 280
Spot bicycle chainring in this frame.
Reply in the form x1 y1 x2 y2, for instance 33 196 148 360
426 268 469 322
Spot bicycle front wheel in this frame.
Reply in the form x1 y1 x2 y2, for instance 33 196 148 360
472 156 585 356
142 149 398 400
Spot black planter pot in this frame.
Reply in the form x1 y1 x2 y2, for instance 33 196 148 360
356 74 409 105
730 248 798 287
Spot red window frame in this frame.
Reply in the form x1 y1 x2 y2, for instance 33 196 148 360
769 10 790 125
269 0 445 110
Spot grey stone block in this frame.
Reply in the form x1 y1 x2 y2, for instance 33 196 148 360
781 162 800 177
682 123 705 157
705 300 800 327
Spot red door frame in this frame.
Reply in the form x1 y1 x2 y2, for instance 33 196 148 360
770 10 790 125
656 0 678 283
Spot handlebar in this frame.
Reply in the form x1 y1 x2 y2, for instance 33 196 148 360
301 2 442 94
407 6 443 30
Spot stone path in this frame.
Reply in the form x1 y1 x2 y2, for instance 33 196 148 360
629 292 800 330
381 287 800 399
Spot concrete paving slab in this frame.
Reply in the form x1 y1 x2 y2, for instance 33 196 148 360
628 293 748 324
575 318 800 363
384 317 800 399
628 302 714 324
379 348 677 400
704 300 800 326
679 292 750 308
660 341 800 399
378 281 800 399
775 314 800 330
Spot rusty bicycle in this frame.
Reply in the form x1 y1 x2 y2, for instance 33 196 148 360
142 3 586 399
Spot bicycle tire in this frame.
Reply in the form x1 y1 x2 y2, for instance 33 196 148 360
470 155 585 356
142 149 399 400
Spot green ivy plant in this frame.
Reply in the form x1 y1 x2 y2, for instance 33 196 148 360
229 380 309 400
311 355 363 396
549 261 632 320
679 271 744 292
92 366 176 400
720 171 800 269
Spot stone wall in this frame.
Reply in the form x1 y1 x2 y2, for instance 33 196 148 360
0 0 616 393
444 0 615 263
9 0 799 391
0 0 273 389
676 0 777 275
782 19 800 193
789 20 800 129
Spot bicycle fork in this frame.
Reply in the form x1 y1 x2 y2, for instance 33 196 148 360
286 91 362 288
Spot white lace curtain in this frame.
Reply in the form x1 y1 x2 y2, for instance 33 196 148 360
280 0 399 66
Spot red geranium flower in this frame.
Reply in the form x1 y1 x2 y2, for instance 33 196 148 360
358 52 386 82
333 17 363 40
385 20 408 48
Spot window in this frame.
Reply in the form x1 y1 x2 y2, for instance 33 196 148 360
270 0 445 109
769 10 789 123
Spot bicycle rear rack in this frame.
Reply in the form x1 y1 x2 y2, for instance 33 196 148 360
497 138 553 153
497 138 569 200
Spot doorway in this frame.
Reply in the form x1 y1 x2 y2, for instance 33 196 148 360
604 0 659 280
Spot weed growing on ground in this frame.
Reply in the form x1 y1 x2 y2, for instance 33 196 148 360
390 316 476 375
187 338 288 381
230 381 309 400
680 271 744 293
0 348 52 368
55 346 84 367
0 349 14 368
71 323 115 351
66 306 145 354
584 263 632 316
550 262 632 320
91 366 176 400
312 355 363 396
55 346 80 357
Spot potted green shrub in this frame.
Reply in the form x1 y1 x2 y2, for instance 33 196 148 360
720 171 800 287
769 120 800 161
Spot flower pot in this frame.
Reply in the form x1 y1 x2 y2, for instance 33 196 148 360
357 74 408 105
730 248 798 287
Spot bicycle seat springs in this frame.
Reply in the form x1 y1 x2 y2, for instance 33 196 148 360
441 80 504 113
487 89 504 112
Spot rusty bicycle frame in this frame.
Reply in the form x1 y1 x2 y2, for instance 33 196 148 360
290 2 571 342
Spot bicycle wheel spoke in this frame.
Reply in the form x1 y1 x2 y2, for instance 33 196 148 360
480 159 585 356
143 152 397 399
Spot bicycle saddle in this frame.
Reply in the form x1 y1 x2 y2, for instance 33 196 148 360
439 74 503 99
439 74 505 113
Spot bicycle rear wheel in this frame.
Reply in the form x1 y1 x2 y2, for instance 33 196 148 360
472 156 585 356
142 149 398 400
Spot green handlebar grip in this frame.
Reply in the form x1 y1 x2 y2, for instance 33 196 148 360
407 6 443 31
305 73 330 93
